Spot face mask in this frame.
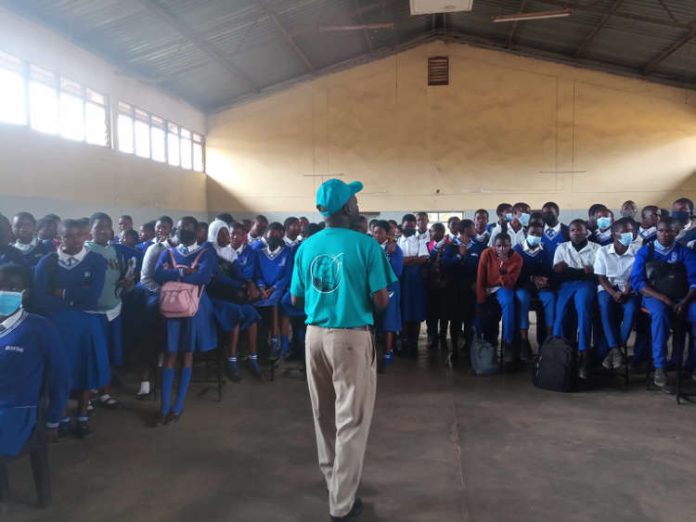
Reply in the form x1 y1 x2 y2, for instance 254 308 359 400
620 210 636 219
267 238 283 250
504 213 513 223
596 217 613 231
618 232 633 247
671 210 691 224
542 212 558 227
176 228 196 245
518 213 531 227
526 234 541 247
0 291 23 316
402 228 415 238
654 240 671 252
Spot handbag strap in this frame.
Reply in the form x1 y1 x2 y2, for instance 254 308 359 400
168 247 207 270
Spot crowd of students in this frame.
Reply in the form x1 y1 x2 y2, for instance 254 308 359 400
1 197 696 457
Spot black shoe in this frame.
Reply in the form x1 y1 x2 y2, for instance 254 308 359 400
165 411 182 425
519 340 532 362
57 421 72 439
578 352 591 380
225 363 242 382
330 498 363 521
502 342 517 365
74 420 92 439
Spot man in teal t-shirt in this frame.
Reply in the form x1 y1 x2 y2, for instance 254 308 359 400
291 179 395 522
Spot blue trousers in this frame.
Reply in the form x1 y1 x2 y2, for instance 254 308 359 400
553 281 595 351
515 288 556 330
642 296 696 369
496 288 516 344
597 290 638 349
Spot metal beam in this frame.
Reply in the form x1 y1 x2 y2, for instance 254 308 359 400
643 27 696 74
657 0 678 24
574 0 624 57
353 0 373 51
139 0 259 92
537 0 691 29
258 0 314 72
507 0 529 49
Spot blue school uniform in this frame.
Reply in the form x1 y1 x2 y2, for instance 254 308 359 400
208 256 261 332
397 235 428 323
136 239 154 254
542 223 569 260
631 242 696 369
638 227 656 244
0 311 70 456
235 243 257 281
13 239 55 269
32 249 110 390
0 245 22 266
280 239 306 319
513 242 556 330
376 242 403 333
252 240 293 308
590 229 613 247
154 243 217 353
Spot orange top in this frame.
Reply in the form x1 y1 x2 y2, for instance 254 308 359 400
476 248 523 304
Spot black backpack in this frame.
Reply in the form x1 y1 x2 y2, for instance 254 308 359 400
645 242 688 301
532 337 577 392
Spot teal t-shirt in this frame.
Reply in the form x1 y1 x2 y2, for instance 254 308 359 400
290 227 397 328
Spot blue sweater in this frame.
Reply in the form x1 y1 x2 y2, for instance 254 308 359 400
631 241 696 293
513 243 554 291
14 240 55 269
236 244 257 281
0 245 22 266
0 312 70 426
32 251 107 315
252 241 293 291
439 238 485 284
153 243 215 287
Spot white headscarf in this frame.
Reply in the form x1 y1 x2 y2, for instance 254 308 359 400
207 219 237 263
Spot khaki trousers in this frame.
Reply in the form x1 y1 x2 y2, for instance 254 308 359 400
305 325 377 518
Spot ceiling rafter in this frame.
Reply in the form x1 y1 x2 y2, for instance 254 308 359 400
257 0 314 72
657 0 678 24
573 0 624 57
139 0 259 92
354 0 373 51
507 0 529 48
642 26 696 74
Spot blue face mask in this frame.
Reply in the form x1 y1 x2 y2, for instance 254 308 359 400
526 234 542 247
654 240 671 252
596 217 613 231
519 213 531 227
618 232 633 247
504 213 513 223
671 210 691 224
0 291 23 317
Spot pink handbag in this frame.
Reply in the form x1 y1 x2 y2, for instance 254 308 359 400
159 249 207 318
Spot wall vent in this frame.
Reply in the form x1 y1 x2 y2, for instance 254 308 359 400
428 56 449 86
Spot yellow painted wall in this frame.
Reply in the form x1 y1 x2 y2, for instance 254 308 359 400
206 40 696 214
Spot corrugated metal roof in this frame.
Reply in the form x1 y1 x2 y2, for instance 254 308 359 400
2 0 695 112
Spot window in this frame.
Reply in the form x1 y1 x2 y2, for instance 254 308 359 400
85 89 108 146
59 78 84 141
116 103 205 171
427 212 464 223
0 51 26 125
29 65 58 135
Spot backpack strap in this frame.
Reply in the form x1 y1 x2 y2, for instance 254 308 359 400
191 248 207 270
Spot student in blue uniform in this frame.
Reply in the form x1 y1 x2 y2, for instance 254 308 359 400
252 222 294 357
11 212 55 269
513 222 556 360
280 217 306 358
638 205 658 244
553 219 600 380
541 202 569 260
590 207 614 246
489 203 512 234
0 214 22 267
631 216 696 387
0 264 70 455
248 215 269 244
397 214 429 357
446 217 460 242
116 215 133 244
372 221 402 370
231 222 257 282
439 219 484 362
488 202 530 248
154 216 217 424
37 214 61 244
672 198 696 247
137 221 156 254
426 223 449 350
32 219 108 437
207 220 262 381
85 213 137 408
594 218 638 371
473 209 490 246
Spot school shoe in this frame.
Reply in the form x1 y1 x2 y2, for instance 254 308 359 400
330 498 363 521
383 351 394 367
165 412 182 425
226 362 242 382
519 340 532 362
654 368 668 388
612 349 626 370
578 352 591 380
57 420 72 439
97 394 120 410
247 358 263 379
602 349 617 370
74 420 92 439
502 342 516 365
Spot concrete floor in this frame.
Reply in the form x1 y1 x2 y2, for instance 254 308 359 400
4 351 696 522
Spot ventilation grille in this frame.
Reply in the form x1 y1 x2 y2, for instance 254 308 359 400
428 56 449 86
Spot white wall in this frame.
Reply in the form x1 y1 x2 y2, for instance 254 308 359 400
0 7 208 227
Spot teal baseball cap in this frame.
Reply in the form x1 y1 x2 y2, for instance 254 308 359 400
316 179 363 217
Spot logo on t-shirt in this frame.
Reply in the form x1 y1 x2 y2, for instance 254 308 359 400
310 254 343 294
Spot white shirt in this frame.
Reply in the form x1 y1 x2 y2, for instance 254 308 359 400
13 238 38 253
593 243 636 292
57 246 88 268
553 241 600 270
398 234 428 257
488 223 526 248
284 236 301 248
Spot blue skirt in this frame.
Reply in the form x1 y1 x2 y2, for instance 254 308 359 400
165 292 217 353
377 284 402 333
253 286 284 308
400 265 427 322
52 309 110 391
280 290 305 318
0 407 37 457
212 299 261 333
99 314 123 367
